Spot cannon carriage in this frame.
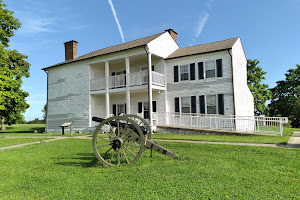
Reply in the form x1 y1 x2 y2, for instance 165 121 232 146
92 115 178 166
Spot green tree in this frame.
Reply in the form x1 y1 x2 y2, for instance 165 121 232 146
247 59 272 116
0 0 30 130
289 86 300 127
42 103 47 123
269 65 300 127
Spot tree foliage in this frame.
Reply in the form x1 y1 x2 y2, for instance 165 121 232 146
269 65 300 127
0 0 30 130
42 103 47 123
289 86 300 128
0 0 21 48
247 59 272 116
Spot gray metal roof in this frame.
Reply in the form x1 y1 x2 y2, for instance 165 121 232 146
165 37 239 59
43 32 165 70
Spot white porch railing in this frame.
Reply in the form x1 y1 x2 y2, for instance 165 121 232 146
109 74 126 88
153 112 288 135
152 71 165 86
90 71 165 91
130 71 147 86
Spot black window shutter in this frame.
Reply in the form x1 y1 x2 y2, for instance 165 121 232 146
113 104 117 116
152 65 155 71
218 94 224 115
198 62 204 79
112 72 116 76
217 59 223 77
152 101 156 112
191 96 196 113
190 63 195 80
199 95 205 114
125 103 127 114
138 102 142 113
175 97 179 112
174 65 179 82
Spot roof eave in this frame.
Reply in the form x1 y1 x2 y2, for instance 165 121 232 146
165 48 233 60
41 45 148 71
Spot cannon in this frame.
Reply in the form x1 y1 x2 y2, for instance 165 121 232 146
92 114 178 166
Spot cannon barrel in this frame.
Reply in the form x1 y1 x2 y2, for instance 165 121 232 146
92 116 148 135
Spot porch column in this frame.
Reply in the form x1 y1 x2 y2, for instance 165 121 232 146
163 61 169 125
147 52 153 129
105 61 110 117
125 57 131 114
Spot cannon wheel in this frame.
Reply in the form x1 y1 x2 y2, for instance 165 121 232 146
125 114 152 140
92 116 145 166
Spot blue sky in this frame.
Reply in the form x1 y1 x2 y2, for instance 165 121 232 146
5 0 300 121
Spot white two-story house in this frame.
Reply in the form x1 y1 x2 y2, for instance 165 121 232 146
42 29 254 133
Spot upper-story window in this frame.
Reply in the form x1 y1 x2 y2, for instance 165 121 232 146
174 64 195 82
180 65 189 81
198 59 223 80
205 61 216 78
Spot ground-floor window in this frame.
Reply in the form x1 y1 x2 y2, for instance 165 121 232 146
113 103 126 116
206 95 217 114
138 101 157 119
181 97 191 113
175 94 224 115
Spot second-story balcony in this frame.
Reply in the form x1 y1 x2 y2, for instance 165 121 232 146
90 71 165 91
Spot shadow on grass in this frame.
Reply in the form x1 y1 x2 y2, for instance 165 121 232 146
0 127 45 133
55 153 100 168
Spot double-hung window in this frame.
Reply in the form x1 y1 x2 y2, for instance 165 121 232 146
180 65 189 81
117 104 125 116
205 61 216 78
113 103 126 116
181 97 191 113
206 95 217 114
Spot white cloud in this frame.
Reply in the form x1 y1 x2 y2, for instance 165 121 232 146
206 0 215 9
107 0 125 43
20 17 58 33
195 12 209 38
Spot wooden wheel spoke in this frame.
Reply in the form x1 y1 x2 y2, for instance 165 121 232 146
108 122 116 137
97 137 109 140
122 127 135 139
97 144 111 149
121 149 129 164
108 150 115 163
117 149 120 165
102 147 113 157
124 146 137 157
124 131 140 141
127 143 140 148
117 120 120 136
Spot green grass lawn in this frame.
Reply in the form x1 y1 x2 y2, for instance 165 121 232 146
0 139 299 199
0 124 46 133
283 125 300 136
0 124 90 137
152 133 290 145
0 138 53 147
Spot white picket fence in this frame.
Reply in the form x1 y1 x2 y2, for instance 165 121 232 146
153 112 288 135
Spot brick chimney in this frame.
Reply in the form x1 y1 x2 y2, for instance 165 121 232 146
64 40 78 61
165 29 177 43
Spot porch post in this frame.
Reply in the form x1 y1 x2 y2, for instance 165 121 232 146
125 57 131 114
105 61 110 117
147 52 153 129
